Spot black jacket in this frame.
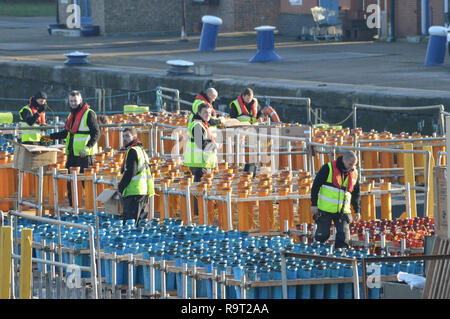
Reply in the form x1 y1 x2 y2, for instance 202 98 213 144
50 103 100 158
310 156 360 213
118 139 141 195
19 104 45 126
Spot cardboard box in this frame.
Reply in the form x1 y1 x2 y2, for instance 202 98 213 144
433 166 448 238
280 125 311 147
96 189 123 216
11 140 60 171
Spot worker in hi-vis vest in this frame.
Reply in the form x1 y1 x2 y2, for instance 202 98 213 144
184 103 218 183
19 91 48 145
45 90 100 206
190 87 223 127
118 127 154 226
184 103 219 216
310 151 361 249
229 88 264 124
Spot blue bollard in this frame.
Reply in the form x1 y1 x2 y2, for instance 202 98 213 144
425 26 448 66
250 26 282 63
199 16 223 52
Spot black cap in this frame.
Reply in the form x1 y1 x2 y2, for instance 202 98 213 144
34 91 48 100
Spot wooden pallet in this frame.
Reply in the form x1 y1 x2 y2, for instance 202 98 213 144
423 236 450 299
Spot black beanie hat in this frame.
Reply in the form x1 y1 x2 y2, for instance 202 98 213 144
34 91 48 100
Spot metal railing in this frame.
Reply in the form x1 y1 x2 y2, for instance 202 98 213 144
353 103 446 135
7 210 99 299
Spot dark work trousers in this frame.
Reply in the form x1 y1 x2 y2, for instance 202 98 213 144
122 195 149 227
313 210 352 249
65 155 93 207
189 167 211 216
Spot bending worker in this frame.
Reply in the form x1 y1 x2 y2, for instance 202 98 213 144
184 103 218 182
46 90 100 206
19 91 48 145
230 88 281 124
310 150 360 249
190 87 223 127
229 88 263 124
118 127 154 226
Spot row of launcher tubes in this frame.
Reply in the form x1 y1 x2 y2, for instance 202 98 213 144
0 112 446 234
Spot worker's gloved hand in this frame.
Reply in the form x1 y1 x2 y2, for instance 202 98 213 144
217 117 226 129
40 135 52 143
311 206 320 222
79 146 90 158
354 213 361 222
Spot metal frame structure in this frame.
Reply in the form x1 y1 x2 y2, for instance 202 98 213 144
353 103 446 135
6 210 99 299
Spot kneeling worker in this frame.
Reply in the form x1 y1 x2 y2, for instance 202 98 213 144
310 151 360 249
118 127 155 226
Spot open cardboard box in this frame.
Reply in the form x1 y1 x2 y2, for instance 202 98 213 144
9 139 61 171
96 189 123 216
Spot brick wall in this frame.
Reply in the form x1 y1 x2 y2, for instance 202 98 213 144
233 0 280 31
103 0 182 34
280 0 319 14
430 0 445 26
395 0 420 37
56 0 445 37
90 0 105 34
278 13 315 36
185 1 235 33
186 0 279 33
